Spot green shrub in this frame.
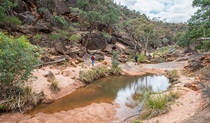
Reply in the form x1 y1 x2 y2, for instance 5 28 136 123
109 67 122 75
69 26 76 31
4 16 22 25
33 34 43 41
0 0 21 25
49 33 59 40
58 29 69 39
69 34 81 42
138 54 146 62
166 70 179 83
0 32 41 111
141 92 178 119
79 67 121 84
54 15 68 26
200 40 210 52
147 94 168 110
102 32 112 39
112 51 119 68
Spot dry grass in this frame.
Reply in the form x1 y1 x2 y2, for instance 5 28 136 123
140 91 179 119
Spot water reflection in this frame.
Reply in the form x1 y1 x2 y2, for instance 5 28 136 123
115 75 169 120
28 75 169 119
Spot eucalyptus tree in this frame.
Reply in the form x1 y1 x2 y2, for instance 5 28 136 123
127 16 162 54
180 0 210 49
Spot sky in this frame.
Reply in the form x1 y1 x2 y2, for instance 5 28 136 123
113 0 198 23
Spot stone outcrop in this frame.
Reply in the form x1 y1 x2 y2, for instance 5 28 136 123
81 32 108 50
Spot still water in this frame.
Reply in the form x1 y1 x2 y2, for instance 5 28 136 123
29 75 170 119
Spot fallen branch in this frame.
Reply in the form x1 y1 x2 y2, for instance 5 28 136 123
18 92 22 113
121 113 141 122
0 99 12 105
42 58 67 65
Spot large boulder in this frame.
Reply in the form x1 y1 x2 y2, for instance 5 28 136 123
81 33 108 50
54 40 66 55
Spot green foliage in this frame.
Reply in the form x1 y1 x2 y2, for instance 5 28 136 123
141 92 178 119
54 15 68 26
57 29 69 39
102 6 120 25
38 7 49 13
112 51 119 68
180 0 210 49
198 40 210 51
0 0 21 25
132 120 143 123
69 26 76 31
79 67 121 84
147 94 168 110
138 54 146 62
0 32 40 111
84 11 101 26
79 67 109 83
69 34 81 42
5 16 22 25
166 70 179 83
33 34 43 41
102 32 112 39
49 34 59 40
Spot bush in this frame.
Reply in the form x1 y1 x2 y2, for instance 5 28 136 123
166 70 179 83
69 26 76 31
54 15 68 26
112 51 119 68
0 32 41 111
140 92 178 119
69 34 81 42
79 67 122 84
49 33 59 40
102 32 112 39
0 0 22 25
4 16 22 25
138 54 146 62
33 33 43 41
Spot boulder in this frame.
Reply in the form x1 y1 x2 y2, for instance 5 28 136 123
118 57 128 63
54 40 66 55
184 83 198 91
103 45 114 53
81 32 108 50
33 21 52 33
185 59 204 71
17 11 36 24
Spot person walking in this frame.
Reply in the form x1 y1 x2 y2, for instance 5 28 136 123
135 54 138 65
91 53 95 67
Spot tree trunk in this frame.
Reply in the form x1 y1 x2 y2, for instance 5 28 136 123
144 35 150 55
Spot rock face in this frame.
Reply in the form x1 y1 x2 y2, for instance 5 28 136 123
81 33 108 50
184 53 210 71
54 40 66 55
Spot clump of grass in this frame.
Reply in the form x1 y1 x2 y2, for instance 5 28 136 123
50 81 60 93
69 26 76 32
79 67 122 84
69 34 81 42
109 67 122 75
102 32 112 39
49 33 59 40
138 54 146 62
166 70 179 83
140 91 179 119
132 120 143 123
